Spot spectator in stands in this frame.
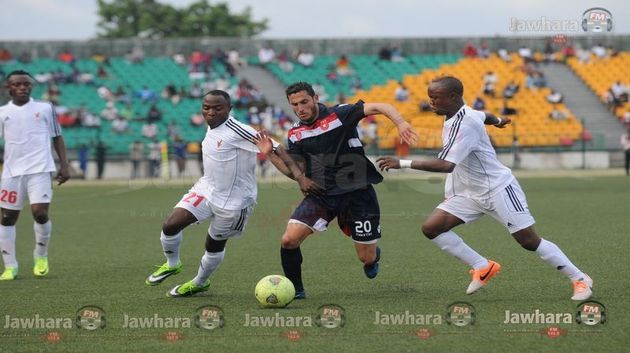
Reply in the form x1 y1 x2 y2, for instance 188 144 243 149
577 47 591 64
562 44 576 58
97 65 108 79
350 76 363 94
501 100 518 115
622 128 630 176
391 46 404 62
173 53 186 66
115 86 132 105
57 106 77 127
130 141 144 179
227 49 246 70
482 71 498 97
101 102 118 121
472 96 485 110
247 106 262 127
173 136 187 177
128 45 145 64
0 47 13 64
378 45 392 61
610 81 628 103
503 80 520 99
80 110 101 128
463 41 478 57
78 144 88 178
622 110 630 125
608 45 619 58
478 42 490 59
119 103 134 120
146 104 163 123
258 45 275 67
190 83 203 99
296 50 314 67
591 43 607 58
277 50 294 73
394 82 410 102
142 122 158 139
95 141 107 179
549 106 569 121
335 55 352 76
533 72 547 88
546 90 564 104
147 140 161 178
518 45 533 63
336 92 347 105
18 51 31 64
161 83 179 104
58 49 76 64
167 121 181 141
34 72 51 84
497 48 512 62
46 83 61 105
112 116 129 134
137 86 157 104
190 112 204 126
312 82 328 102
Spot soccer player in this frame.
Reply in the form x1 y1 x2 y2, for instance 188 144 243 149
257 81 418 299
0 70 70 280
376 76 593 301
145 90 306 297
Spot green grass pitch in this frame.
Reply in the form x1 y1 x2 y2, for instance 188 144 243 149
1 175 628 352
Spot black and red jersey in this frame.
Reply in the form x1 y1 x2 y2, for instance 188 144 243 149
287 101 382 195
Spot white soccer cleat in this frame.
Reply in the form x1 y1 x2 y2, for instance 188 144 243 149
571 274 593 301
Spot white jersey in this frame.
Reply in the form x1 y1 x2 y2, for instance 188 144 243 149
0 98 62 178
438 105 514 200
197 116 277 210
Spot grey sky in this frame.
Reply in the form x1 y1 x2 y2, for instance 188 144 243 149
0 0 627 40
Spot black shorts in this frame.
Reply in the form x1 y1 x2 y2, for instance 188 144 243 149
289 185 381 243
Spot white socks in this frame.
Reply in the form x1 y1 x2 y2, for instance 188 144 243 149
33 220 52 258
192 250 225 286
0 225 17 267
431 231 489 270
536 238 584 281
160 231 182 267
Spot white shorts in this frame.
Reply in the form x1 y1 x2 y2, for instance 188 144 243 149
175 187 254 241
437 179 535 234
0 173 53 210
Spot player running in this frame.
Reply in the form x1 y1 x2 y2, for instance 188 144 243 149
0 70 70 280
145 90 306 297
257 81 418 299
377 76 592 301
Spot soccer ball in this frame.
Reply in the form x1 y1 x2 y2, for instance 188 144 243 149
255 275 295 308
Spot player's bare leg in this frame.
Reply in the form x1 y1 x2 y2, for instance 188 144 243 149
146 208 197 286
355 242 380 279
280 222 313 299
512 226 592 300
0 208 20 280
422 208 500 294
30 203 51 277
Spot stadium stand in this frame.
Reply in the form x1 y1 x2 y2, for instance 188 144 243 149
567 52 630 121
347 54 585 150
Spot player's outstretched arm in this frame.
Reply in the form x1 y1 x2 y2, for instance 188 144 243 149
376 156 455 173
484 112 511 128
364 103 419 146
52 136 70 185
254 131 325 196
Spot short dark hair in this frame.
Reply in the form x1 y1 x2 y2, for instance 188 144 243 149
204 89 231 106
6 70 33 80
431 76 464 96
286 81 315 98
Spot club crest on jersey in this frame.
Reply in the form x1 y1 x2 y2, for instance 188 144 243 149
217 139 223 149
34 112 41 121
